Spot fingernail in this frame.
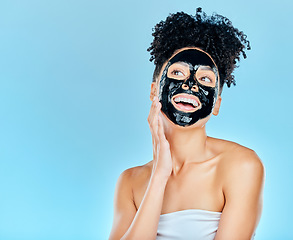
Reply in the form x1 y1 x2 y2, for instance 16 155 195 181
153 96 157 101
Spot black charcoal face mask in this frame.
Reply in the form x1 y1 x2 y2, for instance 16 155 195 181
158 49 219 127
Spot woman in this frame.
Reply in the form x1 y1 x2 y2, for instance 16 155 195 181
109 8 265 240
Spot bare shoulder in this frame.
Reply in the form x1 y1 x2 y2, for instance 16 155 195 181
118 161 153 187
222 140 264 172
209 137 264 169
210 139 265 239
113 161 153 212
212 138 265 192
110 162 153 239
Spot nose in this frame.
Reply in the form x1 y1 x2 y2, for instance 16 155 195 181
191 85 199 92
182 76 199 92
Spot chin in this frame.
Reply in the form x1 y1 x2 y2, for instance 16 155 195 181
160 111 212 130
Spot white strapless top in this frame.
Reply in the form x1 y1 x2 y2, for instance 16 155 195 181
156 209 255 240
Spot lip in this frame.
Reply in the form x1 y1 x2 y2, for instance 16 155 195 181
171 93 201 113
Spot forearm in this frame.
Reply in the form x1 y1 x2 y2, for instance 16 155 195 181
121 173 168 240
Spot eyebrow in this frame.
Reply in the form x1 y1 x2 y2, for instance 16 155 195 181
197 66 213 71
172 61 190 67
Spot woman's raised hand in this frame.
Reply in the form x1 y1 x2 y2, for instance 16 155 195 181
147 96 172 179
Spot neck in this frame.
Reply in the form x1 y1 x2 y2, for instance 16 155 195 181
164 121 210 175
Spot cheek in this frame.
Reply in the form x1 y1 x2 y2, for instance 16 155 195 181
168 81 182 92
198 86 217 105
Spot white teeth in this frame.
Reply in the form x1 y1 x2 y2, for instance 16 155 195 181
174 97 199 107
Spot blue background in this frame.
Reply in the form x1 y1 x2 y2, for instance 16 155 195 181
0 0 292 239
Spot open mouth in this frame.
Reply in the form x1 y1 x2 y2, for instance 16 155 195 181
171 94 201 113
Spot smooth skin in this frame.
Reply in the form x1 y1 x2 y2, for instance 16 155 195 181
109 47 265 240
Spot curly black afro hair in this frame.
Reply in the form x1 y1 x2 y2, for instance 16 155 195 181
147 7 250 94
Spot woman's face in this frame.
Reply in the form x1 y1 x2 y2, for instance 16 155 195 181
156 47 220 127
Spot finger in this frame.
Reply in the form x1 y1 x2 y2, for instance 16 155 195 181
149 99 161 134
153 100 161 122
152 101 161 138
157 115 167 142
147 102 156 127
147 99 157 129
150 96 157 111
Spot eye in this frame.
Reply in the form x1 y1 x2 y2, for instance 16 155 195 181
199 76 212 83
171 70 184 76
167 63 189 80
